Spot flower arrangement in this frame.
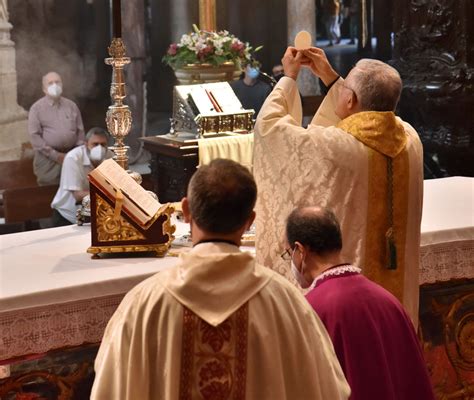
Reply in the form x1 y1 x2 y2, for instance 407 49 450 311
163 25 262 70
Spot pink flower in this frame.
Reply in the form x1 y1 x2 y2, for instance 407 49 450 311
167 43 178 56
198 45 214 61
231 42 244 52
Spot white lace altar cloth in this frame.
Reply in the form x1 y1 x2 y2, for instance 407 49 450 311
419 177 473 285
0 294 124 361
0 178 472 360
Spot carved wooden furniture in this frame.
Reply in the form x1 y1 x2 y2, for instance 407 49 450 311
87 178 175 257
393 0 474 177
141 135 199 203
0 158 58 231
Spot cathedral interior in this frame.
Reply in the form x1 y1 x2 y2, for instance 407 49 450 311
0 0 473 399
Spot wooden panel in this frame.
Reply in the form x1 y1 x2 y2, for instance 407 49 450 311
3 185 58 223
0 159 36 190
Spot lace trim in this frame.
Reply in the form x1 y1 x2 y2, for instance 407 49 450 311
0 294 125 361
309 265 361 290
420 240 474 285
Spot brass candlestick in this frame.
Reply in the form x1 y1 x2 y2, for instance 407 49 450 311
105 38 141 182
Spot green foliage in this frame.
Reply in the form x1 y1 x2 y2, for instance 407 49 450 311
162 28 262 69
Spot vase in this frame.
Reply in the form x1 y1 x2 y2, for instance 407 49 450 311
173 62 242 85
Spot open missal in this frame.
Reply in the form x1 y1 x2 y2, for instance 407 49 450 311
88 159 160 227
176 82 245 116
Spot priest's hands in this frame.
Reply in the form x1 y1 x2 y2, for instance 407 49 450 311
302 47 339 86
281 47 311 81
282 47 338 86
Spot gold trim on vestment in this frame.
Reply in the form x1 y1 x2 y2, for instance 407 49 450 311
179 304 248 400
337 111 409 303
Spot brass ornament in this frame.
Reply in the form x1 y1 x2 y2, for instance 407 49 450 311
95 195 145 242
87 243 171 258
87 194 176 258
159 204 177 248
107 37 127 59
104 37 134 173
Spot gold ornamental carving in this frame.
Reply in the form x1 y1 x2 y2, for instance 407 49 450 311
445 292 474 372
105 37 133 172
0 363 88 400
87 192 176 258
95 195 145 242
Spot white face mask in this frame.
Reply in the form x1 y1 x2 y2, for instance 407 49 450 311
47 83 62 98
89 145 106 163
290 248 311 289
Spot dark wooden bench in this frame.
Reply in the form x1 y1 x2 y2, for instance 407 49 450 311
0 158 58 231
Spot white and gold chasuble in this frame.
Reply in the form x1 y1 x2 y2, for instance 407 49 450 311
91 242 350 400
254 77 423 323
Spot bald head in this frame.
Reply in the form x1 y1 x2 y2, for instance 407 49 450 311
286 207 342 256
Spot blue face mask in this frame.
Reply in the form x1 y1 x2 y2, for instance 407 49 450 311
247 67 260 79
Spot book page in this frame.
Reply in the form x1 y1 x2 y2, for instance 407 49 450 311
92 159 160 220
206 82 245 114
176 82 245 115
189 86 218 114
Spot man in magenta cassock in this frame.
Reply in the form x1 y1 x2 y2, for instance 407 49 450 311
283 206 435 400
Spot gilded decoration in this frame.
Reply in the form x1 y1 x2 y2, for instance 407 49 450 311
95 195 145 242
0 363 89 400
445 293 474 372
104 37 133 171
420 282 474 399
179 304 248 400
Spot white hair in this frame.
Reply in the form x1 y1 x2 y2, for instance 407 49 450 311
347 59 402 112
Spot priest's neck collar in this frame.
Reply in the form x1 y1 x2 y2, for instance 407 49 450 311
194 238 240 248
309 264 362 291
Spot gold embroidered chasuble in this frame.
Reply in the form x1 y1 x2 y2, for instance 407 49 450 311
91 242 350 400
337 111 409 303
254 77 423 323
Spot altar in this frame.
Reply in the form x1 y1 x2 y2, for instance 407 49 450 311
141 133 254 202
0 177 473 398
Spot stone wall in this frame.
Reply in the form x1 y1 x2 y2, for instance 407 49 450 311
0 2 28 162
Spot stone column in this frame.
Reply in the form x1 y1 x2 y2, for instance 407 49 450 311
170 0 197 42
287 0 319 96
0 0 29 161
122 0 146 162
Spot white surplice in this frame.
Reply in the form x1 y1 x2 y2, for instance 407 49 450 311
253 77 423 323
91 242 350 400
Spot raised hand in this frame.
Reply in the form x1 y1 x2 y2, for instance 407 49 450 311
302 47 339 86
281 47 310 81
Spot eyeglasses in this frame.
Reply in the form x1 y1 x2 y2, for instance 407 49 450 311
280 248 292 261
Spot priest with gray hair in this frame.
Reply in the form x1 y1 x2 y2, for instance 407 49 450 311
254 47 423 325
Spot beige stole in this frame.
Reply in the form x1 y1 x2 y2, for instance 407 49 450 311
337 111 409 303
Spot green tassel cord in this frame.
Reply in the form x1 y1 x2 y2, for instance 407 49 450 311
385 158 397 270
385 228 397 270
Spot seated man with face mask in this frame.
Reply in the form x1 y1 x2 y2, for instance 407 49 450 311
284 206 435 400
50 127 112 226
230 60 272 117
